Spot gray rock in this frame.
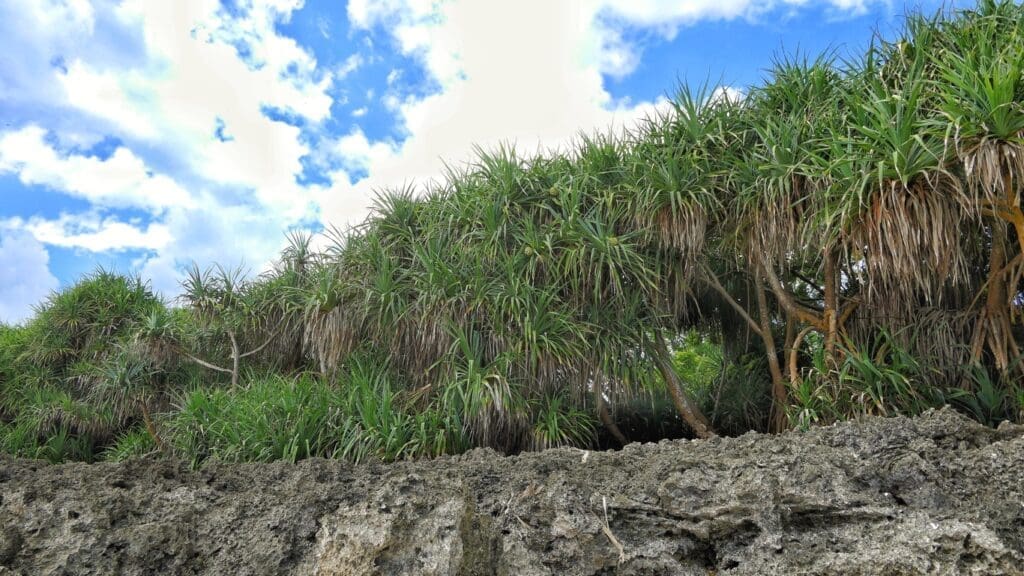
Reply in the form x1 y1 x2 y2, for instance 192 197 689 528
0 408 1021 575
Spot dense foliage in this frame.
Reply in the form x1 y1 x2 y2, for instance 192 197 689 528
1 2 1023 464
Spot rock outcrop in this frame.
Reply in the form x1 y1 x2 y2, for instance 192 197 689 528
1 408 1022 575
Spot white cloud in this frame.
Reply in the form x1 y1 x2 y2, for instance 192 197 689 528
0 125 194 212
5 0 340 296
351 107 368 118
2 213 172 253
1 1 341 304
597 0 875 28
590 1 879 76
139 202 298 297
338 54 364 77
0 229 59 324
346 0 435 29
50 0 334 214
0 0 103 109
331 128 398 173
713 85 745 104
321 0 669 227
58 61 159 139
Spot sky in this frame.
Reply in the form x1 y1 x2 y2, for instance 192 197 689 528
0 0 955 323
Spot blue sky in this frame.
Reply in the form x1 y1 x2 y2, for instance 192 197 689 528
0 0 954 323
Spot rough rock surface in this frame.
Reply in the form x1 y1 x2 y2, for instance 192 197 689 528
1 408 1022 575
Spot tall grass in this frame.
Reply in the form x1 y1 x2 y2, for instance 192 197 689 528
168 366 463 466
169 374 346 465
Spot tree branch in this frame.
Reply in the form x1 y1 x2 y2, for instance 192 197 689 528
700 264 763 338
791 271 825 297
758 258 825 329
238 321 287 359
180 351 233 374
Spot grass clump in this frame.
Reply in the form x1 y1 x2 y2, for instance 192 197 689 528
169 374 345 465
103 428 158 462
168 364 463 466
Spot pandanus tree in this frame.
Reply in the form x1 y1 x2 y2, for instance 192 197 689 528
240 231 320 373
4 270 169 454
840 20 969 311
138 234 316 387
928 0 1024 373
631 69 846 432
814 5 1024 385
724 57 852 431
170 264 282 387
87 341 167 450
306 140 715 448
625 84 743 434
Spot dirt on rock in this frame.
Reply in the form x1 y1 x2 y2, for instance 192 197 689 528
0 408 1022 575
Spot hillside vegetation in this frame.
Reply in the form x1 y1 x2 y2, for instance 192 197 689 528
1 1 1023 464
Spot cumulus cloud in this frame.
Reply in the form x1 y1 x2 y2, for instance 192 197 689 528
0 125 194 212
1 213 172 253
88 0 333 213
0 229 59 324
4 0 336 305
322 0 668 227
337 54 364 78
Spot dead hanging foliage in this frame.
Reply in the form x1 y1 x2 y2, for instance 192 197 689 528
654 202 708 280
303 304 360 375
750 198 799 266
961 139 1024 209
854 173 970 310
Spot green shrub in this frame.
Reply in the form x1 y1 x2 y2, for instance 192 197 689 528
168 365 465 466
528 392 596 450
949 363 1022 427
103 428 158 461
334 358 463 462
23 270 163 373
0 419 95 463
169 374 346 465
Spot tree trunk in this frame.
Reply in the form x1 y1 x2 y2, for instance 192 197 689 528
140 402 165 452
823 248 840 363
228 330 240 387
594 383 628 447
974 169 1024 375
755 275 788 433
651 335 715 439
789 326 815 387
975 221 1012 373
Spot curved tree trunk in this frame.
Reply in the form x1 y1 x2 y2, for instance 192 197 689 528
971 219 1018 376
651 335 715 439
754 275 788 433
594 383 629 447
789 326 815 387
823 249 840 363
228 330 241 388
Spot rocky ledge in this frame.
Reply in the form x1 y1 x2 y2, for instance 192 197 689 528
0 408 1022 575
